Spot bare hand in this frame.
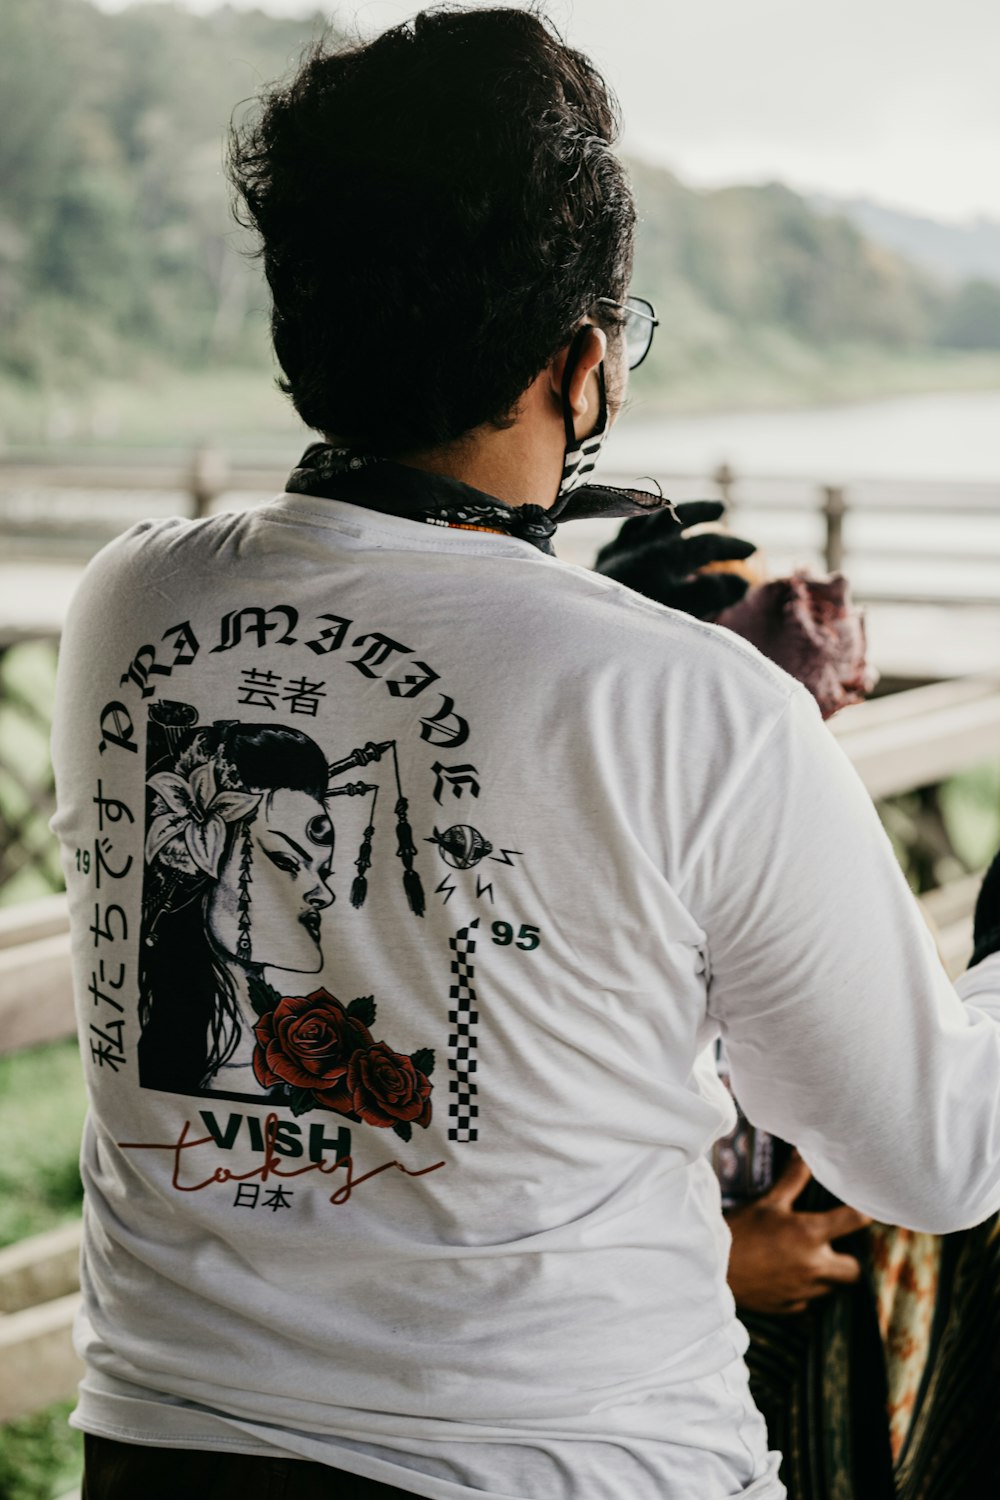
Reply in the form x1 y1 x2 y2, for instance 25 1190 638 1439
725 1153 871 1315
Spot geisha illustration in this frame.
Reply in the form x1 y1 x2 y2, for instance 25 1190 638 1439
138 701 435 1136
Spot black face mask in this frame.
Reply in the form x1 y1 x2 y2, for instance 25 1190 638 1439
554 326 611 504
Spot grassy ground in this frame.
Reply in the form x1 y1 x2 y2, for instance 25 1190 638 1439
0 1039 87 1249
0 1039 87 1500
0 1402 81 1500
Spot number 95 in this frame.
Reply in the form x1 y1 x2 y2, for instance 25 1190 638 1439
491 921 540 951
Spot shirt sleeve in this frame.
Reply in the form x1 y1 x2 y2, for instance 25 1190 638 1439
680 682 1000 1233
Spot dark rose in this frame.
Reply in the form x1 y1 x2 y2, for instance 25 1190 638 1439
252 988 372 1094
340 1041 433 1129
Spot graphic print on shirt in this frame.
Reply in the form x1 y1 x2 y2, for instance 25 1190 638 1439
448 921 481 1142
88 598 543 1181
137 699 436 1139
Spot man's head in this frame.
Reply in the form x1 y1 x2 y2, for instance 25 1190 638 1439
228 6 635 460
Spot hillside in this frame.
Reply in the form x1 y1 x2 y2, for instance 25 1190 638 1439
810 194 1000 286
1 0 999 439
628 161 1000 406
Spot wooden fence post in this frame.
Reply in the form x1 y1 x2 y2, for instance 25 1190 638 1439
713 461 735 519
823 484 846 573
188 446 229 520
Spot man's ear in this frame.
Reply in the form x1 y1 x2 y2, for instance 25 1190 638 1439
549 324 607 430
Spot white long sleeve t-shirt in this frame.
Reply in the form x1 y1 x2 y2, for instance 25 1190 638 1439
50 492 1000 1500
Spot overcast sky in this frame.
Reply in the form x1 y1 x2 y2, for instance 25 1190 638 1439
94 0 1000 222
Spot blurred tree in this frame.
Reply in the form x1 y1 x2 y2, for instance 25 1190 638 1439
935 279 1000 348
0 0 330 384
0 0 997 404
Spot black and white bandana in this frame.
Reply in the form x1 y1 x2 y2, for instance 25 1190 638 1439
285 444 677 557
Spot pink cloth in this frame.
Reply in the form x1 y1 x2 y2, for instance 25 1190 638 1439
717 570 878 719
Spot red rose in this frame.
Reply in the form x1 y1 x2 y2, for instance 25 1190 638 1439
343 1042 433 1129
252 989 372 1095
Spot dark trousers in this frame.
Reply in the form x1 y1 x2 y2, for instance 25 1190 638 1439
83 1434 422 1499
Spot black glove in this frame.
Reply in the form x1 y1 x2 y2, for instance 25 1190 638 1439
970 849 1000 969
592 500 758 620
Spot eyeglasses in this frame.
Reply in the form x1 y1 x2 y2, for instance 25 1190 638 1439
596 294 659 370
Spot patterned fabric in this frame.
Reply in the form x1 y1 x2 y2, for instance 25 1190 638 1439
733 1177 1000 1500
894 1215 1000 1499
868 1225 941 1462
715 1051 949 1496
740 1178 895 1500
285 442 676 556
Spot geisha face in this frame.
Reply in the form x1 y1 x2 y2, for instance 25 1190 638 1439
206 789 335 973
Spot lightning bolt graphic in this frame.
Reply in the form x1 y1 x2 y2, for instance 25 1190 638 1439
475 876 495 904
435 875 456 905
488 847 524 867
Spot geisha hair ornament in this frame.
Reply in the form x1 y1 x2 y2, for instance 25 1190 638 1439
236 820 254 963
142 717 262 947
327 739 426 917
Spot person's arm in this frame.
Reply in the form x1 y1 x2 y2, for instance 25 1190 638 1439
681 683 1000 1234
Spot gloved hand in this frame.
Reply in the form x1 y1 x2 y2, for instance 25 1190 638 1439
592 500 757 620
970 849 1000 969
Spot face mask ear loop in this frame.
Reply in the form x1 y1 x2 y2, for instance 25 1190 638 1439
552 327 609 514
594 358 608 432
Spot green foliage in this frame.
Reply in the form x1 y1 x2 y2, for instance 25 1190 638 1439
940 763 1000 869
0 0 998 417
878 763 1000 894
0 0 331 387
935 280 1000 349
0 1400 82 1500
0 1039 86 1249
627 162 959 391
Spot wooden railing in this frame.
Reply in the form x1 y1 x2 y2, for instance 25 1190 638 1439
2 450 999 604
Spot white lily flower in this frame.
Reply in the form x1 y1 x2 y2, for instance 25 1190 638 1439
144 760 261 877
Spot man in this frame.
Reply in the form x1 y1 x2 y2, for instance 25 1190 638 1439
51 10 1000 1499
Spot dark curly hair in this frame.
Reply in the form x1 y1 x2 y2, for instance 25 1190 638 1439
227 5 635 455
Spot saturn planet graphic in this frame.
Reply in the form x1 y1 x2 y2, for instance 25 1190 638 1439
426 824 493 869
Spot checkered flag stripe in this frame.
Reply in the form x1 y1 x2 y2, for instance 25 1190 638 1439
448 919 480 1142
